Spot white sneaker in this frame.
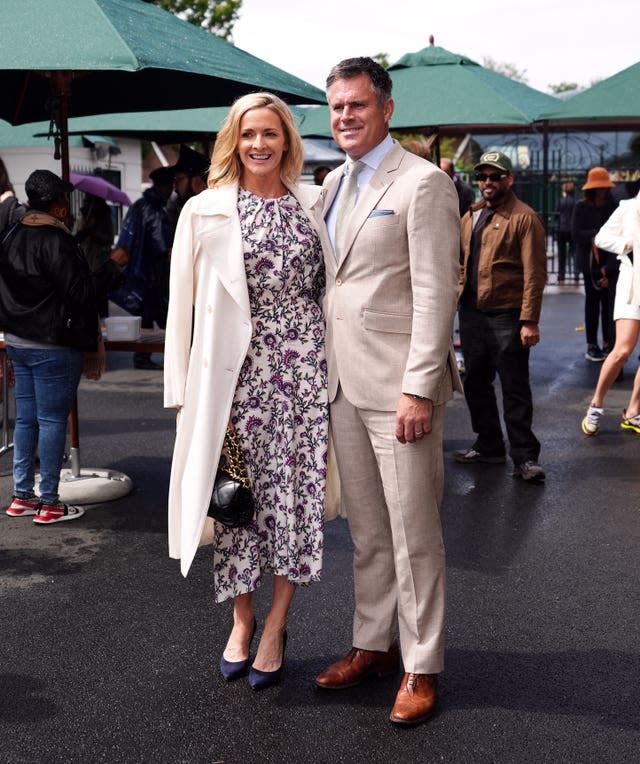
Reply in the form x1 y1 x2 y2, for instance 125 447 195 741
581 405 604 436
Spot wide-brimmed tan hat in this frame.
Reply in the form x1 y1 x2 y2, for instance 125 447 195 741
582 167 614 190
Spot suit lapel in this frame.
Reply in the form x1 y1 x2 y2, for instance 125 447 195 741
337 143 404 269
322 165 345 275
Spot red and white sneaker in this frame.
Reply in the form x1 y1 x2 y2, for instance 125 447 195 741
33 502 85 525
6 496 40 517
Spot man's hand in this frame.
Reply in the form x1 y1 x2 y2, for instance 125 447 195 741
520 321 540 348
395 394 433 443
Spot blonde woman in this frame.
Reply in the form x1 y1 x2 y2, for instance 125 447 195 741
164 93 331 689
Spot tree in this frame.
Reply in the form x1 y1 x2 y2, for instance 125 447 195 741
148 0 242 40
482 57 529 84
372 52 390 69
548 81 580 95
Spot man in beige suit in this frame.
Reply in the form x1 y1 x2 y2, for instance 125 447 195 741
314 58 461 726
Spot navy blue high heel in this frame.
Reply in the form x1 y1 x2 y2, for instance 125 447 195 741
248 631 288 691
219 617 257 682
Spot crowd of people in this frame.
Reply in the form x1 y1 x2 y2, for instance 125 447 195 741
1 55 639 728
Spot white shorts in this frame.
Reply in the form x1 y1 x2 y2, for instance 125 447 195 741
613 257 640 321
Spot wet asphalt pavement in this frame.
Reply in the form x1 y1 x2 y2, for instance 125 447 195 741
1 287 639 763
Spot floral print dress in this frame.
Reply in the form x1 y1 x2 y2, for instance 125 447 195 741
212 188 328 603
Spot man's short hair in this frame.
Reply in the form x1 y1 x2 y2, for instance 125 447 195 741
326 57 392 106
25 169 73 207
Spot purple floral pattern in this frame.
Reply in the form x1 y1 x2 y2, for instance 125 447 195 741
212 189 328 602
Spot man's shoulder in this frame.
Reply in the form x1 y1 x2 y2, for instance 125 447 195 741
503 193 541 222
394 146 438 175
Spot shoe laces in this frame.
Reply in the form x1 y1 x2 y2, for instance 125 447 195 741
585 405 604 424
406 673 418 692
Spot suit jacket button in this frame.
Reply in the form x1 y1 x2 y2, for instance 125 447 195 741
336 278 343 286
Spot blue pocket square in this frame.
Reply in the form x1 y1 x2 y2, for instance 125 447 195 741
368 209 395 217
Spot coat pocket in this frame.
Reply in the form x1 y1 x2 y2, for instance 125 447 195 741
363 308 412 334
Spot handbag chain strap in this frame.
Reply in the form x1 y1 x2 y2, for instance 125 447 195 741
223 427 251 489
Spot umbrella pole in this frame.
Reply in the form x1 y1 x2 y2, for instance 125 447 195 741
51 72 80 476
51 71 72 182
69 399 81 478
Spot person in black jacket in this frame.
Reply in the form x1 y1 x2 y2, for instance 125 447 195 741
553 181 577 282
0 156 27 233
110 165 175 370
75 193 127 317
0 169 104 525
571 167 618 362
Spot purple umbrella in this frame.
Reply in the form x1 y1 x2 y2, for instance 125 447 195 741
70 172 131 206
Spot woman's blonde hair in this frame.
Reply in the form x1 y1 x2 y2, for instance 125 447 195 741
208 92 304 189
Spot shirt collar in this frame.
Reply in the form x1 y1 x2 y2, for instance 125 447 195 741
345 134 394 175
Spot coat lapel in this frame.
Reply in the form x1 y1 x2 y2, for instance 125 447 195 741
190 184 250 319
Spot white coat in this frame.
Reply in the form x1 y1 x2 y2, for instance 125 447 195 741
164 181 331 576
595 193 640 306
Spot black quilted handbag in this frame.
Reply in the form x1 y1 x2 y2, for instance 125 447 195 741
208 427 255 528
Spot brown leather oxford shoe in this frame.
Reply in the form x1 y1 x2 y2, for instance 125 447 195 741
314 642 400 689
389 672 438 725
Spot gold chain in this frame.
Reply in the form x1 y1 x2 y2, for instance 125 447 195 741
222 427 251 489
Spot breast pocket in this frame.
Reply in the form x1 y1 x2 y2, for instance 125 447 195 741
363 213 400 229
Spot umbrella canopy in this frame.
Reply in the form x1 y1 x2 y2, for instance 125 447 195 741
53 107 232 144
536 60 640 129
386 45 558 133
298 106 332 139
70 172 131 206
44 104 309 144
0 0 324 126
292 46 559 140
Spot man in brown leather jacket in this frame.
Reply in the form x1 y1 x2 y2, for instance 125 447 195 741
455 151 547 481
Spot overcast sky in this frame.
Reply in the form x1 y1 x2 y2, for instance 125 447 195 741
233 0 638 96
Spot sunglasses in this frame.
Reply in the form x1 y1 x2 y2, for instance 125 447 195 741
475 172 508 182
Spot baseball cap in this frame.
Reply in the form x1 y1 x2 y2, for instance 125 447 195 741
25 169 74 204
474 151 513 175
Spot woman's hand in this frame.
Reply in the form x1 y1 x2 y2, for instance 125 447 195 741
83 338 106 380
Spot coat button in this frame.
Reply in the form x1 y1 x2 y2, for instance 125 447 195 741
336 278 343 286
203 358 209 368
207 304 213 313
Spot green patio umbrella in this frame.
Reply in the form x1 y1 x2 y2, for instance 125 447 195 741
0 0 324 176
387 44 558 133
297 106 333 139
536 60 640 129
292 45 559 143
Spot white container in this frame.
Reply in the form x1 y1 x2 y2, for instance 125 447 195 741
104 316 142 341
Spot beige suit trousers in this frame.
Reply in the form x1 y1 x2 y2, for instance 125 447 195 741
331 387 446 674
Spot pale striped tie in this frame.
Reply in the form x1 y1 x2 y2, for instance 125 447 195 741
335 160 364 257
